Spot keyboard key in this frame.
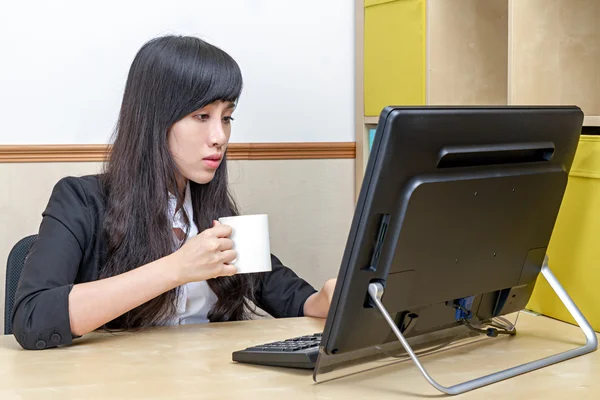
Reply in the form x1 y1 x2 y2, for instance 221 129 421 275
262 347 287 351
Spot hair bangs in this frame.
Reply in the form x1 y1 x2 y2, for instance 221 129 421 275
186 41 243 113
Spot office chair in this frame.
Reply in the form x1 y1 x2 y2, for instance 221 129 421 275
4 234 37 335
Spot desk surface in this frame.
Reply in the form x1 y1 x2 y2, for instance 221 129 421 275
0 312 598 399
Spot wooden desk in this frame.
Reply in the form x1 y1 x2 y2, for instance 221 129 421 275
0 313 598 399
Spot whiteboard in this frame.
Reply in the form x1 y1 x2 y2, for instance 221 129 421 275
0 0 354 144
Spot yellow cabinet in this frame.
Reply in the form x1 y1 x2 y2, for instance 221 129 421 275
527 135 600 331
364 0 426 116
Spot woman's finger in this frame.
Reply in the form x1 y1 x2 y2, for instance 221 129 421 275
220 249 237 264
218 238 234 251
209 224 233 238
218 263 238 277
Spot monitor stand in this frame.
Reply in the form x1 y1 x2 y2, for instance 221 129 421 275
368 255 598 395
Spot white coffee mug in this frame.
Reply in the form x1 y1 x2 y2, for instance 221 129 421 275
217 214 272 274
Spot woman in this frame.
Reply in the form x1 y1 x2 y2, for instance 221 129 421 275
12 35 336 350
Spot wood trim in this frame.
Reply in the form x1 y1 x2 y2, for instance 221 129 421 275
0 142 356 163
0 145 110 163
240 142 355 160
355 0 366 200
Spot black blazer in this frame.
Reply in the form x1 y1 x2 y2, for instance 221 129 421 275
12 175 317 350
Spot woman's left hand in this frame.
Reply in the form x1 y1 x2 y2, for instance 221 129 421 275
303 278 337 318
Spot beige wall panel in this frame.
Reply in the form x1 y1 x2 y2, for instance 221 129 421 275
0 159 354 333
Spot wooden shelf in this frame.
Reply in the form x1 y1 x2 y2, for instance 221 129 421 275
356 0 599 200
364 116 379 125
427 0 508 106
509 0 600 116
584 116 600 127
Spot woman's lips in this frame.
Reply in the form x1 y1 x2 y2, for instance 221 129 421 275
203 154 222 169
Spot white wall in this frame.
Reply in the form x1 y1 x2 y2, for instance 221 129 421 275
0 0 354 144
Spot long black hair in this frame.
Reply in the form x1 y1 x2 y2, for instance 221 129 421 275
99 35 261 329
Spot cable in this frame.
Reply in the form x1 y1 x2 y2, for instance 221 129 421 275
491 315 517 332
452 304 517 337
487 317 516 333
400 313 418 336
375 305 517 361
461 318 516 337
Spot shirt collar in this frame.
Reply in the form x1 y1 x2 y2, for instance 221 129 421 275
168 181 194 230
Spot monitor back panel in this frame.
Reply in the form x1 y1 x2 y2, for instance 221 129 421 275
321 106 583 355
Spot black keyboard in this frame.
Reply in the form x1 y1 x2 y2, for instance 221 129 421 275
232 332 322 369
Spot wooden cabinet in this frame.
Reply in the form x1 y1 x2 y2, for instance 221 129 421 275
508 0 600 126
357 0 600 186
355 0 600 330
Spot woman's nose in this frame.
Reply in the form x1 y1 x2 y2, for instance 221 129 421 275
209 123 227 147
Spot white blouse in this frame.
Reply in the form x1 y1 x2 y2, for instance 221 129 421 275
165 181 218 325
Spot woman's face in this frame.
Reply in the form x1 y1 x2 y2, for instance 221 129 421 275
168 100 235 188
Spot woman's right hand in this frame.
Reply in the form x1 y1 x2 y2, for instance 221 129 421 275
170 220 238 284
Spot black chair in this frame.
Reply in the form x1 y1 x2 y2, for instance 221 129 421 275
4 234 37 335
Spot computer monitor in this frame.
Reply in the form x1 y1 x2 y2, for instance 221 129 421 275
314 106 595 393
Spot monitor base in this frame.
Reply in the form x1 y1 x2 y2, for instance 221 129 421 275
367 255 598 396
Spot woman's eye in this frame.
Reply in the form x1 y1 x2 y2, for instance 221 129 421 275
195 114 209 121
223 116 235 124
